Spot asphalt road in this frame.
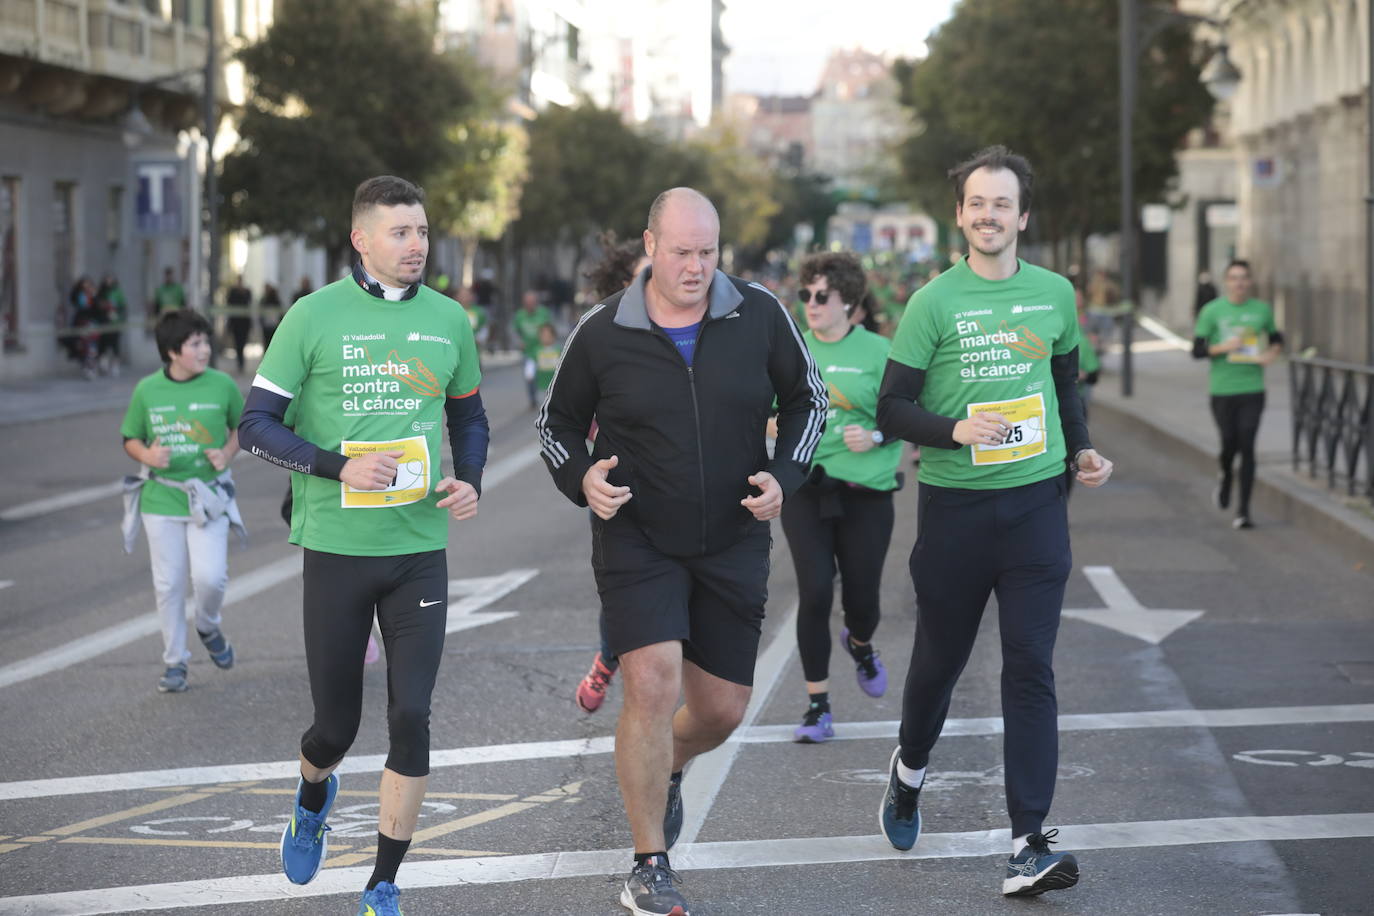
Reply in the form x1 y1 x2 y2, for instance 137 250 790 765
0 361 1371 915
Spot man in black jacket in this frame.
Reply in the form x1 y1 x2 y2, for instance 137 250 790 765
537 187 827 916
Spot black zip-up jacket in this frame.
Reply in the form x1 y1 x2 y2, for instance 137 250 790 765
537 269 828 557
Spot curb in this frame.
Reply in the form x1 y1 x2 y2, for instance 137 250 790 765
1091 399 1374 567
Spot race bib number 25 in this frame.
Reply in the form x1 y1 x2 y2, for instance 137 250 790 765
967 393 1048 466
340 435 429 508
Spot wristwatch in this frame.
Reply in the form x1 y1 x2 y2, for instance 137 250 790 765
871 430 885 446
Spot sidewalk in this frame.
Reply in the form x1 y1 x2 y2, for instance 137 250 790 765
0 349 524 428
1091 320 1374 561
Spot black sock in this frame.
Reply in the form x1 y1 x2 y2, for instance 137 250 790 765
367 833 411 890
807 691 830 712
634 851 669 869
670 770 683 785
298 776 329 813
847 635 874 660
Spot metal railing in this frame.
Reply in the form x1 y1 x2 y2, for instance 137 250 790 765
1290 355 1373 500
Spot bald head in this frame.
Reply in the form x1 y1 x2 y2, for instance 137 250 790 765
647 187 719 237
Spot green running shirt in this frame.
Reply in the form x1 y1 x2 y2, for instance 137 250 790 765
120 368 244 516
889 257 1079 490
805 326 902 491
1193 297 1276 396
256 278 482 556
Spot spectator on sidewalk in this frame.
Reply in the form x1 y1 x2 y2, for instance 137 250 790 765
97 273 128 376
225 275 254 375
1192 259 1283 530
153 267 186 315
260 282 283 349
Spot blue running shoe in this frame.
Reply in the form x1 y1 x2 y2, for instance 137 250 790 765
1003 829 1080 896
793 706 834 743
280 773 338 885
841 627 887 697
620 856 690 915
197 628 235 669
663 771 684 850
156 664 188 693
878 747 921 851
358 880 404 915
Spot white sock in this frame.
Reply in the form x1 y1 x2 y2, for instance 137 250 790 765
1012 833 1031 855
896 760 925 788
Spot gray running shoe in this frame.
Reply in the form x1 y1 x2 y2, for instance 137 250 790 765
619 856 690 915
663 771 684 850
157 664 188 693
198 627 235 669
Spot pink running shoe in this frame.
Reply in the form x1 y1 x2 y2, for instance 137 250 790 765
364 634 381 665
575 652 618 712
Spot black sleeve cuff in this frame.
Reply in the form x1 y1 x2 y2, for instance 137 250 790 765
314 448 349 481
455 463 483 497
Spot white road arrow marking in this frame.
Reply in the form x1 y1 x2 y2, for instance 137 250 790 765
0 580 12 590
1062 565 1204 645
444 568 537 634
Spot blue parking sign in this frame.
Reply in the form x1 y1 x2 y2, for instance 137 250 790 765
136 161 182 236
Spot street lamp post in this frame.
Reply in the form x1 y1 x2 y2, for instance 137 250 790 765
1118 0 1240 397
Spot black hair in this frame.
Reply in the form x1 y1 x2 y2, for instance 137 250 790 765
352 175 425 224
155 309 212 364
584 231 647 301
799 251 867 309
1225 259 1252 275
948 144 1034 215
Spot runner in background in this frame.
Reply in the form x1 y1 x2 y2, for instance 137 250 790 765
1192 259 1282 529
780 251 901 744
514 290 554 410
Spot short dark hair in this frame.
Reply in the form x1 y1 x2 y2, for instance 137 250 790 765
1225 259 1252 275
155 309 211 364
352 175 425 225
949 144 1034 215
799 251 867 309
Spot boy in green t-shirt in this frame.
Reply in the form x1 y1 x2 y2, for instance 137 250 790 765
874 146 1114 897
120 310 243 694
514 290 554 408
533 322 561 397
152 267 186 314
1192 258 1282 529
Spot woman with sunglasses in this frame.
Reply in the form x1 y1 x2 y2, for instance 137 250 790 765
783 251 902 742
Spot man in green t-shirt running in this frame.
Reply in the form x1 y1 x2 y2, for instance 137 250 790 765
874 146 1114 898
238 176 489 916
152 267 186 315
1191 259 1282 529
513 289 554 409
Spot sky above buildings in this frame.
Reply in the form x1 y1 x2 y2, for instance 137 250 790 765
721 0 957 96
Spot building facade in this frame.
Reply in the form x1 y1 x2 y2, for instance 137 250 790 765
0 0 211 380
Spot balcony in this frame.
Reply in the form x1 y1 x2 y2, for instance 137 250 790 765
0 0 207 89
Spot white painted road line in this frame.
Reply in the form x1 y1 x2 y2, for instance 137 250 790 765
5 702 1371 802
677 601 799 846
1136 313 1193 350
0 554 304 691
0 480 124 522
3 812 1371 914
1064 565 1205 644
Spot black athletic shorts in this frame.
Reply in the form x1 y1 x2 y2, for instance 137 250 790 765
591 515 770 686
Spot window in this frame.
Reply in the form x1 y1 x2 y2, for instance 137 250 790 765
53 182 76 327
108 185 124 253
1 178 18 352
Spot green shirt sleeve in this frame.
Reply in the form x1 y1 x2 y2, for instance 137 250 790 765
1194 303 1216 342
888 289 939 370
119 380 147 441
1052 281 1080 356
256 301 311 395
224 374 245 428
447 305 483 396
1263 302 1278 336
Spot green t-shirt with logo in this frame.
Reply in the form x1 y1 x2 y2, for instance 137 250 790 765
534 343 561 392
889 257 1079 490
1193 297 1277 396
256 278 482 556
154 282 186 311
806 327 902 491
120 368 244 516
513 305 553 357
1078 329 1100 377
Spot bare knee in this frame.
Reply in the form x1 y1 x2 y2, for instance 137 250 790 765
620 643 683 716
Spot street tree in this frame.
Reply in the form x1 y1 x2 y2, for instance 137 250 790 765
220 0 488 274
893 0 1214 267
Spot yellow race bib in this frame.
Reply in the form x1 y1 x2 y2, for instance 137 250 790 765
340 435 430 508
1227 331 1263 364
967 393 1048 466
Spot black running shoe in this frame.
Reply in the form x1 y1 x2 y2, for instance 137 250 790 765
663 771 684 850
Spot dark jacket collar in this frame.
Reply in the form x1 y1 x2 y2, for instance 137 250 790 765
352 262 419 301
614 267 743 330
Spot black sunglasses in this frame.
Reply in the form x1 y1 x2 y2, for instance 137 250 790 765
799 288 833 304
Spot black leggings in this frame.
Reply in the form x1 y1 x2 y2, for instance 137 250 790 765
1210 392 1265 515
780 482 895 684
300 549 448 777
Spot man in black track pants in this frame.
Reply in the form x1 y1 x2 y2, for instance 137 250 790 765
873 146 1114 897
537 187 827 916
238 176 488 916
